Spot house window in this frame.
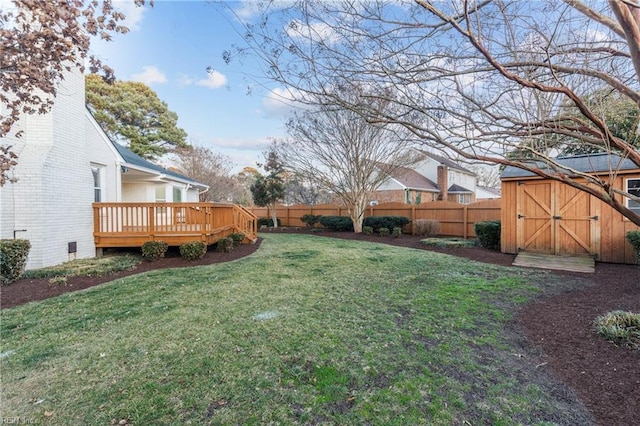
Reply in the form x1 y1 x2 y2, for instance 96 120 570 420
458 193 471 204
155 186 166 203
92 166 103 202
626 178 640 215
173 187 182 203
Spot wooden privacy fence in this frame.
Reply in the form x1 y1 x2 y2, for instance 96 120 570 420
251 200 502 238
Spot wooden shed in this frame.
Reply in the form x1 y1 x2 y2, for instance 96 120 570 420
501 153 640 264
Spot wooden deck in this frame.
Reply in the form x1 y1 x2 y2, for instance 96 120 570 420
93 202 257 248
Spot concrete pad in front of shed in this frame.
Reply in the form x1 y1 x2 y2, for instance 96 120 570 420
513 252 595 273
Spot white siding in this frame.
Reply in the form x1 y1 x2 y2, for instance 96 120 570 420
1 70 120 269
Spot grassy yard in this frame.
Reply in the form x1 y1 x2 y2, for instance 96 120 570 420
1 234 591 425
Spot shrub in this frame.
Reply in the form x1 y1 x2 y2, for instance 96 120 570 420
217 237 234 253
593 310 640 350
363 216 411 231
626 231 640 264
379 227 390 237
363 226 374 235
474 221 501 250
257 217 281 228
300 214 322 228
179 241 207 261
49 276 67 285
392 227 402 238
0 239 31 285
230 233 246 247
141 240 168 262
414 219 441 237
318 216 354 232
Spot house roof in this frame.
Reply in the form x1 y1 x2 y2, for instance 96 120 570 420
501 153 640 179
418 150 476 175
112 142 208 189
477 185 502 197
380 164 440 191
447 184 472 193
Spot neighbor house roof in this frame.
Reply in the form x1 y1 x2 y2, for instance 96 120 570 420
501 153 640 179
447 184 472 193
418 150 476 175
477 186 502 197
379 163 440 191
392 166 440 191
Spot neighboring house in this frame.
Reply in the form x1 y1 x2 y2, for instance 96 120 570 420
476 185 502 200
501 153 640 264
373 151 479 204
0 69 208 270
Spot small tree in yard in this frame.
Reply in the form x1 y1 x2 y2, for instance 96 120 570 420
250 149 285 228
278 92 419 233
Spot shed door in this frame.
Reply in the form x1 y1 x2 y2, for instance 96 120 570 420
517 181 597 256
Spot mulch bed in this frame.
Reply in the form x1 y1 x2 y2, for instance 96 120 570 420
2 230 638 425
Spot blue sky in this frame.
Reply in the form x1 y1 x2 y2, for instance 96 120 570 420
91 1 293 171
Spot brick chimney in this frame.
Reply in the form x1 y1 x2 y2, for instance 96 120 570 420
437 165 448 201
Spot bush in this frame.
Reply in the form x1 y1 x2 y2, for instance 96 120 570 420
593 310 640 350
141 240 168 262
392 227 402 238
626 231 640 264
363 216 411 231
363 226 374 235
257 217 281 228
179 241 207 261
379 227 390 237
0 239 31 285
318 216 354 232
474 221 501 250
414 219 441 237
230 233 246 247
217 237 234 253
300 214 322 228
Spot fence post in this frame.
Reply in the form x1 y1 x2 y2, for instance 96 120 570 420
463 205 468 239
411 205 416 235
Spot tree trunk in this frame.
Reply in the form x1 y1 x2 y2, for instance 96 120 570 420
269 204 279 228
350 199 367 233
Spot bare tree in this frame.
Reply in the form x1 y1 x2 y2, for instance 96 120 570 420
173 145 236 202
0 0 151 185
278 99 419 233
283 174 334 205
220 0 640 226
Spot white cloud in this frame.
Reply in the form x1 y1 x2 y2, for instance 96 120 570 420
130 66 167 85
261 87 307 119
196 70 227 90
286 20 342 45
231 0 294 22
114 1 148 31
178 73 194 86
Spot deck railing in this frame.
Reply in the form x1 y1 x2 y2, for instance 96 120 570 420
93 202 257 248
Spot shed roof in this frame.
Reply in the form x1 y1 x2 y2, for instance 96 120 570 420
501 153 639 179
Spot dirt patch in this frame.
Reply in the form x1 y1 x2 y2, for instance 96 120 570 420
2 230 638 425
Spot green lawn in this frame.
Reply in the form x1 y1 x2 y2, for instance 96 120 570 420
1 234 591 425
